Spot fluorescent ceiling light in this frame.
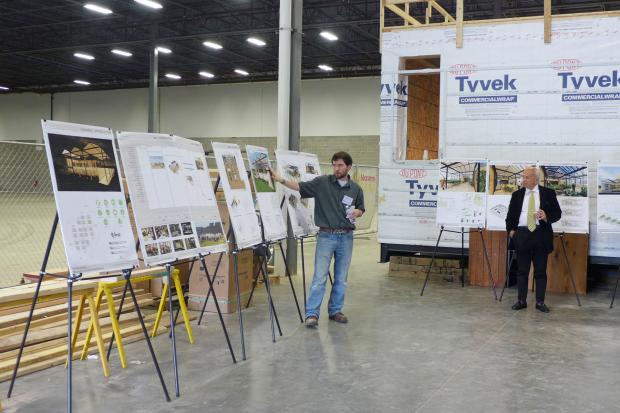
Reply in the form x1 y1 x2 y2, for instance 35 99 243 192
156 46 172 54
320 31 338 41
165 73 181 80
246 37 266 47
203 41 223 50
84 3 113 14
74 80 91 85
199 71 215 78
318 64 333 71
74 52 95 60
0 86 9 91
111 49 132 57
234 69 249 76
134 0 162 9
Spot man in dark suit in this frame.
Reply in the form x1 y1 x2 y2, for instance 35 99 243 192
505 166 562 313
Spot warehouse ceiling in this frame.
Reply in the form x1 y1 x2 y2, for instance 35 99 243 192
1 0 619 93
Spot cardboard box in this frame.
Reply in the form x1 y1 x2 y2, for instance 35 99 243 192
188 249 254 313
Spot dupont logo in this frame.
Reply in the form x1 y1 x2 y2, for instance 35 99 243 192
449 64 477 76
360 174 376 182
551 58 582 72
399 169 427 179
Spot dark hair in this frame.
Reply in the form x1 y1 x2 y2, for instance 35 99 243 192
331 151 353 166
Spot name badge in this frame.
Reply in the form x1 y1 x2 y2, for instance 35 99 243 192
342 195 353 206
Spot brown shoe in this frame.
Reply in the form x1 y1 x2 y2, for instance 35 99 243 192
305 316 318 328
328 312 348 323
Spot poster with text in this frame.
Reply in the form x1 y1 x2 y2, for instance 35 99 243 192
42 120 138 274
437 160 488 228
539 163 589 234
486 162 536 230
117 132 227 265
597 162 620 233
246 145 287 242
212 142 262 249
275 150 322 237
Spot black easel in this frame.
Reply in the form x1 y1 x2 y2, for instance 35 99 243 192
7 213 171 412
610 265 620 309
500 232 581 306
421 226 497 300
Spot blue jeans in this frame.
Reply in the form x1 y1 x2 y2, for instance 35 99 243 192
306 231 354 319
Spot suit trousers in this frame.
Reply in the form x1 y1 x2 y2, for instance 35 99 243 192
514 227 549 303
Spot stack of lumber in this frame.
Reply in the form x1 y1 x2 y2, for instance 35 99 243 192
0 278 181 382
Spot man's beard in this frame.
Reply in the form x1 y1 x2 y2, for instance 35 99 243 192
334 171 347 179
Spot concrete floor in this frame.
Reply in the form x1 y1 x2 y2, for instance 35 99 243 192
3 235 620 413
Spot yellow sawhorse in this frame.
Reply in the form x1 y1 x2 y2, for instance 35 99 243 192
78 269 194 373
65 288 111 377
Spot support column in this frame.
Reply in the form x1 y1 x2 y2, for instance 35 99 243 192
148 44 159 133
276 0 303 277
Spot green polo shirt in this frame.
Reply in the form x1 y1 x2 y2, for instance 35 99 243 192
298 175 365 230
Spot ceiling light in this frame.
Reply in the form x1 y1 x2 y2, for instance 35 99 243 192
318 64 333 71
0 86 9 91
111 49 132 57
134 0 163 9
234 69 249 76
74 52 95 60
320 31 338 41
165 73 181 80
74 80 91 85
84 3 113 14
156 46 172 54
203 41 223 50
199 71 215 78
246 37 266 47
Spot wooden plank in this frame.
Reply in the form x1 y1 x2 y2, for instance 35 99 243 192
544 0 552 43
469 229 508 288
386 4 422 26
456 0 464 48
431 0 455 23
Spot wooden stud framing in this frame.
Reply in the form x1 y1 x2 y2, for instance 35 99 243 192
456 0 464 48
386 3 423 26
544 0 552 43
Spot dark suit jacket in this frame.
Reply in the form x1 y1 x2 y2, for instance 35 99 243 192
505 186 562 253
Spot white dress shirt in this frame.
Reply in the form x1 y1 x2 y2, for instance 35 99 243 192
518 185 540 227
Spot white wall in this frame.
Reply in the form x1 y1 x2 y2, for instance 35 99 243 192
0 77 379 140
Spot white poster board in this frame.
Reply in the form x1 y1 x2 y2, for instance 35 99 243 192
275 150 322 237
538 163 589 234
486 162 536 230
436 160 488 229
246 145 287 242
41 120 138 274
117 132 227 265
212 142 262 249
597 162 620 233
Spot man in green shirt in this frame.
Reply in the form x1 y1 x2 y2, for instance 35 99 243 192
271 151 364 327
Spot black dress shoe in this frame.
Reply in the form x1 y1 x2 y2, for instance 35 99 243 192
535 302 550 313
512 301 527 310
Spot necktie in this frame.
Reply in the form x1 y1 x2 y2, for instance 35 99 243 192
527 191 536 232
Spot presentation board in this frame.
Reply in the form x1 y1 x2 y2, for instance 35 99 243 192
275 150 322 237
597 162 620 233
486 162 535 230
246 145 287 242
117 132 227 265
41 120 138 274
212 142 263 249
539 163 589 234
436 160 488 228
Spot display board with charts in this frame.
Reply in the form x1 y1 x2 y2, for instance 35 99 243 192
597 162 620 233
212 142 263 249
117 132 227 265
538 163 589 234
275 150 322 237
41 120 138 274
436 160 488 228
246 145 287 242
486 162 535 230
